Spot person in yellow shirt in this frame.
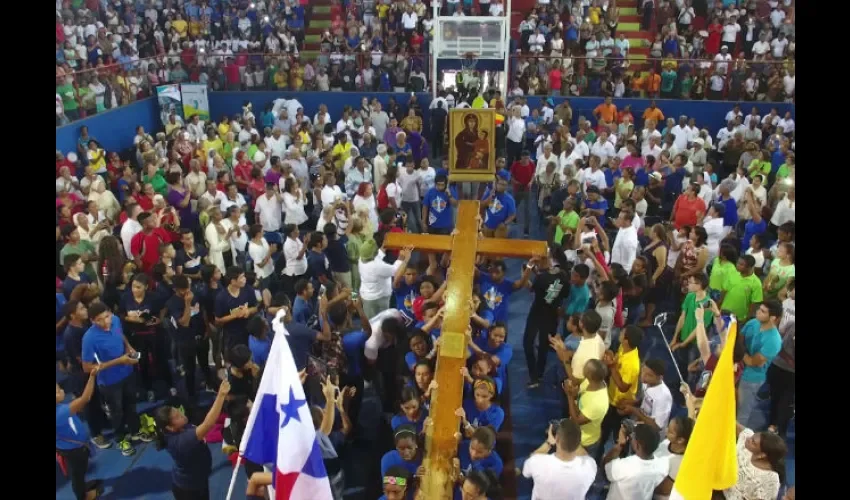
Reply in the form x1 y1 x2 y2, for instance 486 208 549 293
217 117 231 139
471 93 488 109
331 134 353 170
589 5 602 25
274 67 288 90
400 109 422 133
172 14 189 39
564 359 610 458
188 20 202 38
202 131 224 160
596 325 643 461
377 3 390 19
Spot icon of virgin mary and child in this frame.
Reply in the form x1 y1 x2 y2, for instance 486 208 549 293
454 113 490 170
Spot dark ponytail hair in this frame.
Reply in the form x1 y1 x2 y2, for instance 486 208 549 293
759 432 788 485
465 469 503 500
152 405 174 451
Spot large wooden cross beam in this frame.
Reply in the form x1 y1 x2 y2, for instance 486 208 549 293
384 200 548 499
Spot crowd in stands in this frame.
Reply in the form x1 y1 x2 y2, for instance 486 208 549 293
56 0 796 126
57 82 795 499
511 0 795 100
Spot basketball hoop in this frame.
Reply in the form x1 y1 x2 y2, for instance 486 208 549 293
461 52 479 79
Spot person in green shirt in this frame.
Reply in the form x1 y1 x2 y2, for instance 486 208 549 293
680 72 694 98
660 66 677 96
720 255 764 320
747 150 771 179
552 198 580 247
143 163 168 196
671 273 714 372
57 81 80 121
776 152 794 180
708 244 739 301
764 242 795 299
59 225 98 278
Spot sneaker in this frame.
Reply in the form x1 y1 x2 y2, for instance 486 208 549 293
118 439 135 457
131 431 154 443
90 435 112 449
146 390 156 402
527 380 540 389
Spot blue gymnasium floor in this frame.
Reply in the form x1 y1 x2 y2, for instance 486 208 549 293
56 225 795 500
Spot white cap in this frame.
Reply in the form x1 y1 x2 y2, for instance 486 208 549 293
67 152 78 162
693 138 705 147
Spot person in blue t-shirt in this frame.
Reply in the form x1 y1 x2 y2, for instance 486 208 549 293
582 186 609 227
476 259 534 323
457 427 504 477
393 265 421 321
307 231 331 290
56 366 103 500
62 254 93 299
378 465 412 500
404 330 433 372
458 377 505 437
422 174 458 235
481 176 517 237
292 279 315 326
564 264 592 316
469 322 513 378
246 315 272 368
153 379 231 500
737 300 784 428
392 386 430 434
380 425 423 477
166 275 212 399
81 302 145 457
459 469 501 500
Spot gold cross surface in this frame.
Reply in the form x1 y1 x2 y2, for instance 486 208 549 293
383 200 547 498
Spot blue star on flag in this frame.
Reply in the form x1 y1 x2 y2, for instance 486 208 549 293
279 386 307 428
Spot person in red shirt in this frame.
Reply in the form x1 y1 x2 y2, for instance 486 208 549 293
233 152 253 191
136 183 156 211
130 212 171 274
671 183 707 229
412 275 448 322
548 65 562 94
224 57 241 91
509 150 535 236
56 152 76 178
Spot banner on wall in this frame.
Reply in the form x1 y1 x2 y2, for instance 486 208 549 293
156 84 183 127
181 84 210 121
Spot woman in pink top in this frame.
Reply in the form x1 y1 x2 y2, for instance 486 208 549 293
621 143 645 171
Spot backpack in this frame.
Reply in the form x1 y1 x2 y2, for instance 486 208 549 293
377 183 389 211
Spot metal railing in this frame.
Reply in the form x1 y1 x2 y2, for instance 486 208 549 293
55 50 794 126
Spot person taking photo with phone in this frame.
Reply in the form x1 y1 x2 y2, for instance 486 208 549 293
56 365 104 500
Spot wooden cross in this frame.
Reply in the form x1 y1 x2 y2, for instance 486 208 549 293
384 200 548 499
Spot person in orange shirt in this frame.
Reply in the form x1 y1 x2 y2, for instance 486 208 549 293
642 99 665 123
618 104 634 124
593 96 617 125
629 70 645 97
645 68 662 98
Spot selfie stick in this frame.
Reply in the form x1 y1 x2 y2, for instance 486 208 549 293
654 312 685 385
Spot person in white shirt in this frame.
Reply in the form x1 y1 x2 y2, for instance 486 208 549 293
281 177 309 228
623 359 674 435
200 179 227 208
781 70 795 103
254 183 283 234
603 423 668 500
721 18 741 52
282 223 309 293
611 210 639 273
580 159 608 192
590 132 617 165
652 416 695 500
777 111 794 135
247 225 275 282
522 419 597 500
506 108 527 164
725 105 743 124
358 241 412 320
362 309 408 363
120 203 143 258
670 116 690 152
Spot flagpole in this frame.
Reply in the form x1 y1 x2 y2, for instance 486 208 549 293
225 454 243 500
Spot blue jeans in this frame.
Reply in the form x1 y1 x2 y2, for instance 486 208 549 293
737 379 763 428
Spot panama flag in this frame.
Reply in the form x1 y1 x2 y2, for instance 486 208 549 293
238 310 333 500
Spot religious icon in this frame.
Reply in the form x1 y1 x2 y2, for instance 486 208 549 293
448 109 497 183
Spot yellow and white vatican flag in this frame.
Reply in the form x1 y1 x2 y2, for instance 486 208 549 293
670 317 740 500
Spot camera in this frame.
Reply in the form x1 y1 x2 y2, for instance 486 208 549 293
621 419 636 438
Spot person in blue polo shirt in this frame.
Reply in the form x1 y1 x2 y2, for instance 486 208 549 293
81 302 147 457
422 174 458 235
481 174 516 238
56 365 103 500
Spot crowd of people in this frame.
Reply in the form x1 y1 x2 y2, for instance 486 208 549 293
56 0 797 126
56 84 795 500
510 0 795 100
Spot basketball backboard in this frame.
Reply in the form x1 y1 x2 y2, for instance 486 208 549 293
433 16 508 60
